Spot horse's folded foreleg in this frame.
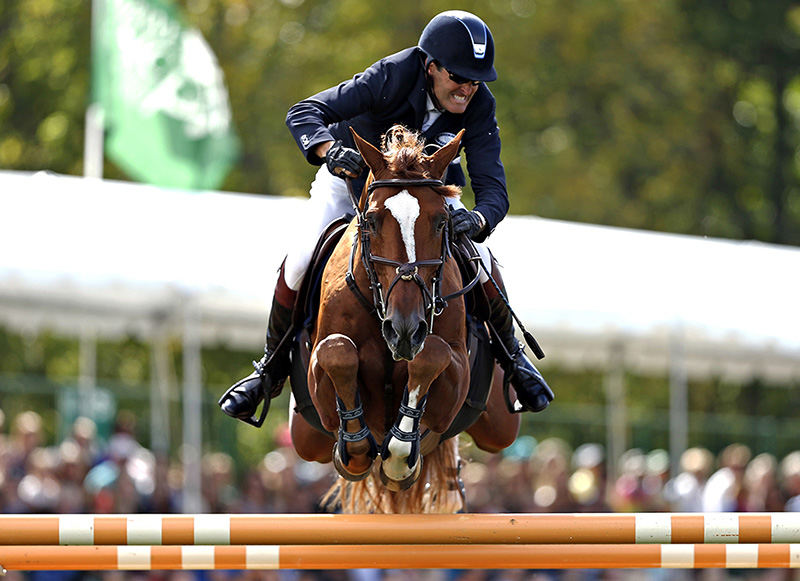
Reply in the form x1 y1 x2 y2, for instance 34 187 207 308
334 392 378 480
379 335 451 491
312 333 377 480
379 386 427 490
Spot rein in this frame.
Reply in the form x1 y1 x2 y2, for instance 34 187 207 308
344 178 482 331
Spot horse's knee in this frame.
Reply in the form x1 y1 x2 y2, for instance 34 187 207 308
314 333 358 379
408 335 451 380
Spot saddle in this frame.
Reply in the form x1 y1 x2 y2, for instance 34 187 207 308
288 215 495 441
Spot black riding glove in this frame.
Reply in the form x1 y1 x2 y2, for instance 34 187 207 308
325 140 366 178
451 208 486 240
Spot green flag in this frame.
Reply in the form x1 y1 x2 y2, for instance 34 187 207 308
92 0 239 190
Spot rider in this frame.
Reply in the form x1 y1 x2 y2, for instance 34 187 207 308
219 10 554 425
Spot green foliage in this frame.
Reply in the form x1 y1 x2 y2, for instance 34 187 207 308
2 1 799 243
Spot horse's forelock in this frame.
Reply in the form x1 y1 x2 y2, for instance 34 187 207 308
382 126 426 177
379 126 461 199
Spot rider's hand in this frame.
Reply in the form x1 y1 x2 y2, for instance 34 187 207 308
451 208 486 240
325 140 366 178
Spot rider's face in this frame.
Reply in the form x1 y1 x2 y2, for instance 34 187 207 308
427 62 479 115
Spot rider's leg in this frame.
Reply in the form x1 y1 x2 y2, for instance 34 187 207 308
219 167 354 425
219 262 296 423
444 197 553 413
483 258 553 412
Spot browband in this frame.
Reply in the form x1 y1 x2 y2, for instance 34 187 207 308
367 178 445 194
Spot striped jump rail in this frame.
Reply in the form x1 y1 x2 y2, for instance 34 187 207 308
1 543 800 570
0 513 799 546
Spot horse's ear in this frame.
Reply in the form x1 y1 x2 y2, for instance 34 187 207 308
349 127 386 175
427 129 465 180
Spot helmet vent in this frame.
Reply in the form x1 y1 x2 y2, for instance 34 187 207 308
450 10 488 59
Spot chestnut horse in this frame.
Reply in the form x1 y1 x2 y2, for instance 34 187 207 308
290 126 519 512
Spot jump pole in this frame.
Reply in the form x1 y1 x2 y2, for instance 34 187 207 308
1 513 799 546
1 544 800 570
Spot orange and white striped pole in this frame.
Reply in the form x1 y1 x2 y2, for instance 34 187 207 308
0 543 799 571
0 513 798 546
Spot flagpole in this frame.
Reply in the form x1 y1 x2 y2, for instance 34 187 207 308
84 104 104 178
84 0 104 179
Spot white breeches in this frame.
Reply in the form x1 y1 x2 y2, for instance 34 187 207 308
283 166 492 290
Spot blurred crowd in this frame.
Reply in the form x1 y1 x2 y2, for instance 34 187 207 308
2 408 800 581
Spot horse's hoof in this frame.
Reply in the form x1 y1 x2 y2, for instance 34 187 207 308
332 442 373 482
379 456 423 492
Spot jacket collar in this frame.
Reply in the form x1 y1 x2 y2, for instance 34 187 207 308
409 52 431 128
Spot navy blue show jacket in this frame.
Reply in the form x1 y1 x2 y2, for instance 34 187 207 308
285 47 510 239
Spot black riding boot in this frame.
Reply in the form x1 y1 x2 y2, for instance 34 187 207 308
218 296 294 427
488 294 554 413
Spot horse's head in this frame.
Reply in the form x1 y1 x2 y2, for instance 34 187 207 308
351 126 464 361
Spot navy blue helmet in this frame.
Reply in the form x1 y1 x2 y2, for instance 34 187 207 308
418 10 497 82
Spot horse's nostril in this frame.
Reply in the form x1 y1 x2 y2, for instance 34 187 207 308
412 320 428 345
382 319 398 344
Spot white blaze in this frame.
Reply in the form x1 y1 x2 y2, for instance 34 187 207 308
383 190 420 262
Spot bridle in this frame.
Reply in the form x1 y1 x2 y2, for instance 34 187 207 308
344 178 482 333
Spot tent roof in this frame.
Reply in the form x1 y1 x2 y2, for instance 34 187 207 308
1 170 798 381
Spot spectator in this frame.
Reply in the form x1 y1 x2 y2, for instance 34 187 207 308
663 447 713 512
7 410 44 482
202 451 239 513
530 437 575 512
642 449 671 511
702 443 751 512
569 443 610 512
743 452 784 512
781 451 800 511
611 448 648 512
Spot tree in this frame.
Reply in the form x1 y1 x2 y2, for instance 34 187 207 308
677 1 800 245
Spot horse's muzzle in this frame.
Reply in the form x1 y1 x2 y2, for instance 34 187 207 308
382 315 428 361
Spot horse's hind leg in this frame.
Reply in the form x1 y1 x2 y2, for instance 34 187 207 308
289 396 334 463
312 334 377 480
467 363 521 453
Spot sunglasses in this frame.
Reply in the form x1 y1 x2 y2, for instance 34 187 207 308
444 67 481 87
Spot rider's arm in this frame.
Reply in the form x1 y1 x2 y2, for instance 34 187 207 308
286 56 399 165
461 88 510 241
314 141 334 159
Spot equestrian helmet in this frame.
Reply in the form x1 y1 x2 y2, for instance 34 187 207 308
418 10 497 82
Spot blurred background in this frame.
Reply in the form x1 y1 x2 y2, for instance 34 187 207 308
1 3 800 576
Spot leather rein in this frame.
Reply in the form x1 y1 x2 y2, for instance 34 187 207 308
344 178 482 332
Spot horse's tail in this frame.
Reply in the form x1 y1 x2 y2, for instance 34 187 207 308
322 436 464 514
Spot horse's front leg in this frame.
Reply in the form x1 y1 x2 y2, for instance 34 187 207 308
379 335 452 491
311 333 378 480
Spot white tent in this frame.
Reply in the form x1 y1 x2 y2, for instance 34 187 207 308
2 170 799 504
4 170 798 371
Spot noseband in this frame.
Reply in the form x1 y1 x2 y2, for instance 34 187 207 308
344 178 482 333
